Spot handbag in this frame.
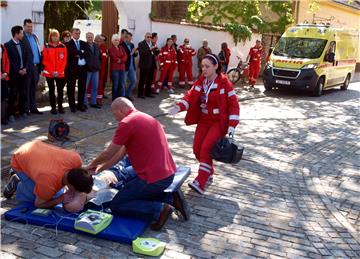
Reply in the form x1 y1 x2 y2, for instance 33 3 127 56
211 135 244 164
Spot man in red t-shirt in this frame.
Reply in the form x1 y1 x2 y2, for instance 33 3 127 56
87 97 189 230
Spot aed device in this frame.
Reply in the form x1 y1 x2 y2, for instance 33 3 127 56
132 237 166 256
74 210 113 235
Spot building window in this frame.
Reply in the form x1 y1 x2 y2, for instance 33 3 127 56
32 11 44 24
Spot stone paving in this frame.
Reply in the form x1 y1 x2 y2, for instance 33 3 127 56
1 80 359 258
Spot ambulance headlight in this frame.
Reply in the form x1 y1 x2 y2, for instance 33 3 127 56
302 63 318 69
265 61 273 69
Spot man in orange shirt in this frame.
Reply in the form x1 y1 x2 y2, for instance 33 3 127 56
3 140 93 212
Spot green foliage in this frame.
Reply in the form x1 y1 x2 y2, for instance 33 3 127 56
44 0 94 41
187 0 294 44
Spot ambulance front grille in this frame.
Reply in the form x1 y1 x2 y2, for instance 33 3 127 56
272 68 300 79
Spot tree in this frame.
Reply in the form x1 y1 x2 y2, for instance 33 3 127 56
187 0 294 44
43 0 101 41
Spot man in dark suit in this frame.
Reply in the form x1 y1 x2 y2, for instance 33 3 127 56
22 19 42 115
137 32 157 98
4 26 29 122
65 28 88 112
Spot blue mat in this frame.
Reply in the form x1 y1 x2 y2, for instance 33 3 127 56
4 166 191 244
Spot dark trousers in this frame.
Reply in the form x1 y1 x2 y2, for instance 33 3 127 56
137 67 154 97
47 77 65 110
67 65 87 109
8 74 27 115
109 170 174 221
26 64 40 111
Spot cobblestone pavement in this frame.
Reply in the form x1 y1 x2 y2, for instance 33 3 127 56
1 80 359 258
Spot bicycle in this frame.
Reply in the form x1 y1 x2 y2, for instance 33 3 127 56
226 56 249 85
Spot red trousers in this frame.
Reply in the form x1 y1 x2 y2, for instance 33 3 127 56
193 118 224 187
248 61 261 86
157 65 175 90
151 68 158 91
179 63 193 88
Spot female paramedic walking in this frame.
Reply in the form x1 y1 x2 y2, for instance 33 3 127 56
168 54 240 194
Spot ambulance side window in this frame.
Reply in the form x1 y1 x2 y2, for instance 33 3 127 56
325 41 336 63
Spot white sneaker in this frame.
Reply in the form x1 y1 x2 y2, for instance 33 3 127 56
188 180 204 195
168 89 175 94
155 89 160 94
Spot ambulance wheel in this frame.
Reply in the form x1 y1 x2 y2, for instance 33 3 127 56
264 83 273 91
341 74 350 90
227 69 241 84
313 77 324 97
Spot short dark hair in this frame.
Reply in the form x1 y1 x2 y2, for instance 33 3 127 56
11 26 23 37
203 54 222 74
151 32 157 39
100 34 107 41
67 168 93 193
23 19 33 26
171 34 177 38
127 32 133 37
121 29 128 35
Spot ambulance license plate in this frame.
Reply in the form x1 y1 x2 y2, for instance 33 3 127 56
275 79 291 85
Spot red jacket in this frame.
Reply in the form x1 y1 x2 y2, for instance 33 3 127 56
179 44 196 65
42 42 67 78
248 45 263 64
158 46 177 68
108 44 127 71
1 44 10 80
176 73 240 134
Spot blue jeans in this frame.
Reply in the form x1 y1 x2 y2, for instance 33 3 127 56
15 172 64 203
85 71 99 105
222 64 228 73
124 68 136 97
111 70 125 100
109 167 174 222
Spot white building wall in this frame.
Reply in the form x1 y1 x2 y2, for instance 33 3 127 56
1 0 45 46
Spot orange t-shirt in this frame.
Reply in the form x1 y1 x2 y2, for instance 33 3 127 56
11 140 82 201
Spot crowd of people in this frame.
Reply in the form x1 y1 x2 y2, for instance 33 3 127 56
1 18 264 126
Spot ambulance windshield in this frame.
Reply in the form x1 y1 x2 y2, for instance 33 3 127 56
273 37 327 59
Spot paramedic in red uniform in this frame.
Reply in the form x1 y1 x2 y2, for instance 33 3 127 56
247 40 264 88
168 54 240 194
87 97 189 230
178 38 196 88
156 38 177 94
42 29 67 114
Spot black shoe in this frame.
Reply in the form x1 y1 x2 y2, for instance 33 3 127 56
90 104 101 109
30 109 43 115
103 95 108 99
70 107 76 113
50 109 58 115
58 107 65 114
146 94 155 98
78 107 87 112
125 96 134 102
26 111 31 116
150 203 173 231
172 189 190 221
137 95 145 99
3 174 20 199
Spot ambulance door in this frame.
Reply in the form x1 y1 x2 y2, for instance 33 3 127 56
324 41 337 87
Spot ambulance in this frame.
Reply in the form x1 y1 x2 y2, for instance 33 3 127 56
263 24 359 96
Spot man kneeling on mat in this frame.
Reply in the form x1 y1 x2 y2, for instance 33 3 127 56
3 140 93 212
86 97 189 230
